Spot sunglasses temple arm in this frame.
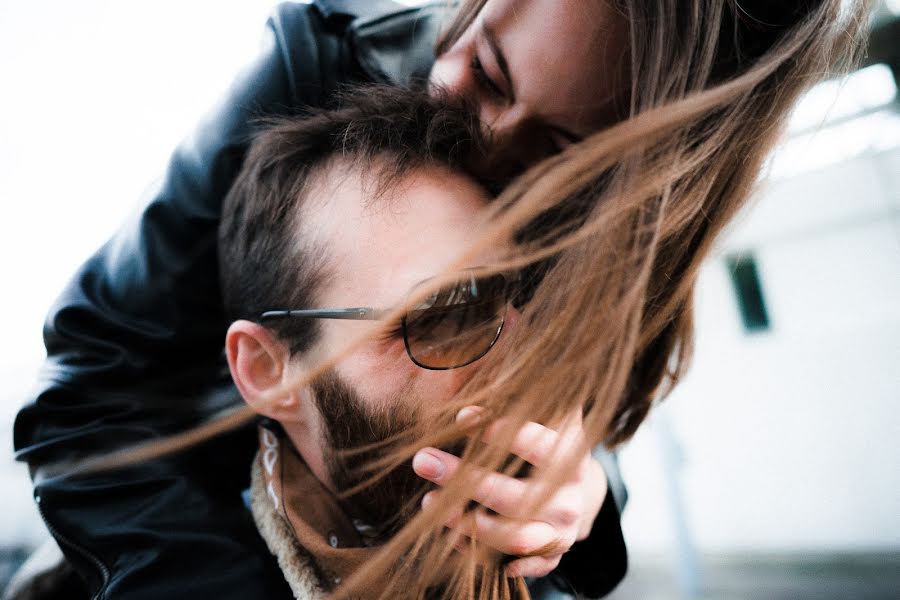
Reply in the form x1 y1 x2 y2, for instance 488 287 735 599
260 308 386 321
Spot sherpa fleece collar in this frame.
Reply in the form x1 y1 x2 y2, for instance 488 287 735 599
250 424 383 598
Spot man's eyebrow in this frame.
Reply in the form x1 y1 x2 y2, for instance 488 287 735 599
483 24 515 101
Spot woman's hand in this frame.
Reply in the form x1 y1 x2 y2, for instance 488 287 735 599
412 407 608 578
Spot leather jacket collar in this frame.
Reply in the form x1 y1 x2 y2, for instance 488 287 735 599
317 0 446 86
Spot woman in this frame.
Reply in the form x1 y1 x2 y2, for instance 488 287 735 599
13 1 868 599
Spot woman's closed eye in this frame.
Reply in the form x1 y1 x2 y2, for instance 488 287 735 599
470 54 505 100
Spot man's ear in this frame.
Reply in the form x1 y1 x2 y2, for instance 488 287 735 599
225 320 310 423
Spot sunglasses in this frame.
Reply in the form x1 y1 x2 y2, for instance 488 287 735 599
260 270 514 370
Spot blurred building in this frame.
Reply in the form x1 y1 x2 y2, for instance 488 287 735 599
610 8 900 598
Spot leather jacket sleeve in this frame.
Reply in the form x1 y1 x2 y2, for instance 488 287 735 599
13 2 628 598
551 488 628 598
14 4 346 598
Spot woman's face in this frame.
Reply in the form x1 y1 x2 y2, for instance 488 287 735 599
429 0 629 177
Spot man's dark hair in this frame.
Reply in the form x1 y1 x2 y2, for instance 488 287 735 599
219 85 486 354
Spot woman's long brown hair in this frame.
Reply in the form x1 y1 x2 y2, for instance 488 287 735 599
78 1 871 598
331 1 871 597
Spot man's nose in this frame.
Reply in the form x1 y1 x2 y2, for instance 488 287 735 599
496 302 522 349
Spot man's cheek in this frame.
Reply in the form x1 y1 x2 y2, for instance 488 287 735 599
410 371 469 420
335 341 417 399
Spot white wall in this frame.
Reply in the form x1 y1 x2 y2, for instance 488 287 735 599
620 139 900 554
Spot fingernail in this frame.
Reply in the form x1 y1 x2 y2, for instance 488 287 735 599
413 451 445 480
421 491 435 508
456 406 484 422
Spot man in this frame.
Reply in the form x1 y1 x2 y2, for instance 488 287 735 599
218 86 502 596
215 87 619 598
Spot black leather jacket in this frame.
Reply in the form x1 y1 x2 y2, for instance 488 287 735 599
13 2 627 598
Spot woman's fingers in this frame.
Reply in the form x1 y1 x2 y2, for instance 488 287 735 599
412 409 604 573
414 447 530 518
456 407 586 471
455 510 565 557
422 491 568 559
504 554 562 579
414 448 586 528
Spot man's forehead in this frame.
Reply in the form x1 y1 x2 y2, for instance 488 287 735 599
302 160 493 308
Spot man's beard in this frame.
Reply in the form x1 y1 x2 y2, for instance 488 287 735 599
311 370 429 540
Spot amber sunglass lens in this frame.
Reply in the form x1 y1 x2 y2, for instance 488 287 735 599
403 273 507 370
